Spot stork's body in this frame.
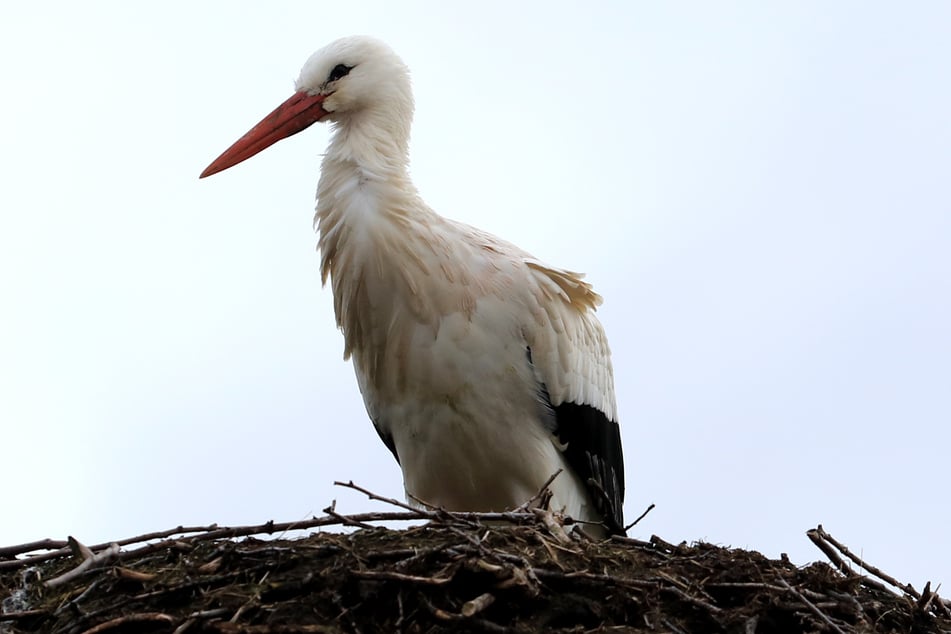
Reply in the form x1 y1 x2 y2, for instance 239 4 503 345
201 36 625 534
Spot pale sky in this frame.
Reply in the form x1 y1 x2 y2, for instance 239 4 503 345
1 2 948 589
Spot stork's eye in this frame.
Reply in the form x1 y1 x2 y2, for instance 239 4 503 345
328 64 353 82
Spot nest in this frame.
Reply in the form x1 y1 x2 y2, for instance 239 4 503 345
2 483 949 634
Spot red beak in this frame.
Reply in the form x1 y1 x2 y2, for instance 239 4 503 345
200 91 328 178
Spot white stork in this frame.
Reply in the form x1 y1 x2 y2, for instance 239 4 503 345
200 36 625 535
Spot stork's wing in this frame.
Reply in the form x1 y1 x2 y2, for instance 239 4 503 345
522 259 625 534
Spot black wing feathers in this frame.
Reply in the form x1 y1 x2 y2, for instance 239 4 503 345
553 402 625 534
372 419 400 465
526 346 625 534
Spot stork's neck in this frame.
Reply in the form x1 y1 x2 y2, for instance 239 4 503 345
314 109 443 377
325 106 413 175
314 106 437 330
316 110 421 233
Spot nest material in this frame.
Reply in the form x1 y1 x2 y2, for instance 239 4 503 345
2 488 950 633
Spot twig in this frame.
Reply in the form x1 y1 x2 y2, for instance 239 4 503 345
531 567 653 590
810 525 919 598
0 512 419 571
68 536 95 560
171 609 231 634
530 508 572 545
806 527 851 575
351 569 452 585
515 469 563 512
659 583 723 615
78 612 174 633
419 595 513 633
69 567 269 632
0 609 46 622
0 538 68 559
609 534 670 556
624 503 656 532
322 502 375 530
918 581 936 612
649 534 682 553
461 592 496 617
2 487 554 573
1 525 219 571
46 543 121 588
335 480 424 514
405 491 446 512
705 581 788 592
660 618 688 634
54 578 105 616
776 576 846 634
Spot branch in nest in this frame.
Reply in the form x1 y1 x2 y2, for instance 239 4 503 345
45 541 120 588
808 524 922 599
351 569 452 585
776 576 847 634
79 612 175 634
625 502 656 532
335 480 425 515
515 469 563 513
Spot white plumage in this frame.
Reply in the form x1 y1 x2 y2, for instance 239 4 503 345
201 36 625 535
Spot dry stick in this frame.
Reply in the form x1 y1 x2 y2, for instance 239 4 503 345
659 584 724 615
322 504 376 530
1 511 428 572
660 618 688 634
806 528 851 575
827 589 870 624
625 503 656 532
2 525 219 560
64 567 270 633
68 536 95 560
0 538 69 559
650 534 682 553
531 567 654 590
609 534 670 556
54 578 105 616
351 569 452 585
46 543 121 588
5 482 562 575
1 526 219 571
917 582 936 612
530 508 572 546
335 480 425 514
2 482 547 572
339 476 573 530
706 581 788 592
0 608 46 622
403 492 487 529
815 525 920 599
515 469 563 511
207 625 329 634
776 576 847 634
405 492 444 512
171 609 232 634
931 585 951 619
77 611 175 634
461 592 496 617
352 482 488 532
418 595 513 634
334 480 543 527
806 529 891 597
915 583 951 620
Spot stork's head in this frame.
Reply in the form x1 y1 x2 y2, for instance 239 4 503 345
200 35 413 178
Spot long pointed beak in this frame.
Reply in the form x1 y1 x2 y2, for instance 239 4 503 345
200 91 328 178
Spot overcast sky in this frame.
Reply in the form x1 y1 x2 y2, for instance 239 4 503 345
2 2 948 590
